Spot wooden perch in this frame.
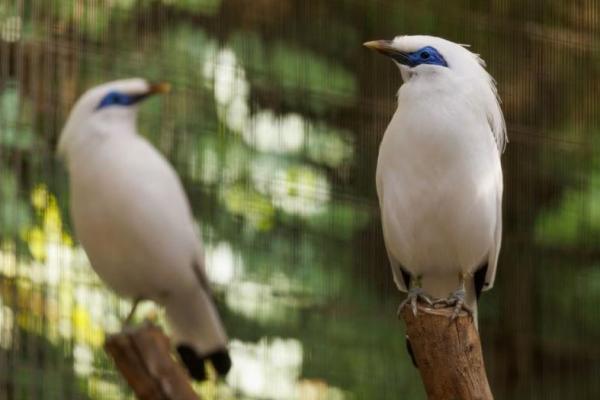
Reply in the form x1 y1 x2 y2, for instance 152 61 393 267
400 303 493 400
104 322 200 400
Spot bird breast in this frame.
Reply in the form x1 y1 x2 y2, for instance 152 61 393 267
69 134 201 299
376 96 501 277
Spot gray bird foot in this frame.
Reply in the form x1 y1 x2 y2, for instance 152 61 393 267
398 288 433 317
433 289 473 321
122 298 142 328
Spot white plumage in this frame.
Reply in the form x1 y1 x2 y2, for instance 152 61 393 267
58 78 230 380
366 35 506 320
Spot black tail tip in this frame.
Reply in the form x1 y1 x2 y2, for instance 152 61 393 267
208 349 232 376
176 345 232 381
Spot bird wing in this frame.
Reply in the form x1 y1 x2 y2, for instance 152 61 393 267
483 163 503 291
386 249 409 292
376 167 409 293
72 134 229 358
72 136 198 279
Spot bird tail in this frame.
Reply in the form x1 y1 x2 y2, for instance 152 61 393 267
164 266 230 381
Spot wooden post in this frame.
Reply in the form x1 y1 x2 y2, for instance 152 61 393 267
104 322 200 400
400 303 494 400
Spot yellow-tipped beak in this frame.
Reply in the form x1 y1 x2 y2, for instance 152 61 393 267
148 82 171 94
363 40 393 52
363 40 410 65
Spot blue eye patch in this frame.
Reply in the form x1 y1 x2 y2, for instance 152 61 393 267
96 91 148 110
406 46 448 68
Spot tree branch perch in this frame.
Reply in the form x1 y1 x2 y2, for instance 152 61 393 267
400 303 494 400
104 322 200 400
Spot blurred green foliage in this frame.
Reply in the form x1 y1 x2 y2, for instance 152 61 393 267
0 0 599 399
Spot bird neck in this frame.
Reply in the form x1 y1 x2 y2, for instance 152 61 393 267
61 116 138 169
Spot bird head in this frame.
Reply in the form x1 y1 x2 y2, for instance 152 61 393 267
58 78 170 159
364 35 507 152
364 35 493 82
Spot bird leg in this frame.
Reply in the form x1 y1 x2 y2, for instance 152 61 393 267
433 273 473 321
123 297 142 327
398 276 433 317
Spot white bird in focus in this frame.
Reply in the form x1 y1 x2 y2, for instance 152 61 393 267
365 36 506 324
58 78 231 380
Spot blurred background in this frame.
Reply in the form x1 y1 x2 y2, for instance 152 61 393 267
0 0 599 399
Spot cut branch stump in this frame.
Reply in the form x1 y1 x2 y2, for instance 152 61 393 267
400 303 494 400
104 322 200 400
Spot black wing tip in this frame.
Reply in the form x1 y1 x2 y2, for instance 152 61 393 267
473 263 489 300
400 266 412 291
176 345 232 381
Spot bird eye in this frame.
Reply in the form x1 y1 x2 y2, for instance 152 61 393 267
420 51 430 60
96 91 135 110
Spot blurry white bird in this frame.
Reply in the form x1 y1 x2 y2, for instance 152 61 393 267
58 78 230 381
365 36 506 323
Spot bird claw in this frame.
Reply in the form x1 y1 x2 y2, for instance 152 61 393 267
122 298 141 328
398 288 433 317
433 289 472 321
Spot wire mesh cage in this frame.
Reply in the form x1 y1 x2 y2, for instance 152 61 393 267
0 1 599 399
